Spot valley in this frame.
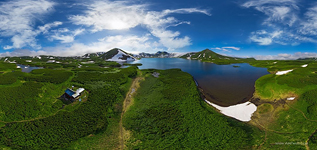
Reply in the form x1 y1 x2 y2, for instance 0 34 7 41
0 49 316 149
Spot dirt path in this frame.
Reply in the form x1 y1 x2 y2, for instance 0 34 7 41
253 102 317 150
118 75 144 150
0 109 63 124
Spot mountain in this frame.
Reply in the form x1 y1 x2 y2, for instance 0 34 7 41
137 51 184 58
83 48 136 61
180 49 255 64
297 57 317 61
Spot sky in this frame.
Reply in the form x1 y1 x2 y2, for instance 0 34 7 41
0 0 317 60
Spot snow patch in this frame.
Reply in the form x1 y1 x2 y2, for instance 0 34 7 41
107 50 135 62
276 70 293 75
287 97 296 101
172 52 186 57
205 100 257 122
302 64 308 67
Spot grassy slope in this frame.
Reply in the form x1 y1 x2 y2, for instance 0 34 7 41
123 69 264 149
67 78 133 150
0 69 75 123
180 49 255 64
253 61 317 100
249 60 317 149
0 61 138 149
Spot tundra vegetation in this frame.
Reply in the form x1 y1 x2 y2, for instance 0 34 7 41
0 57 137 149
0 53 316 149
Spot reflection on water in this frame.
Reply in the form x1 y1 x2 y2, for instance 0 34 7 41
128 58 269 107
17 64 43 73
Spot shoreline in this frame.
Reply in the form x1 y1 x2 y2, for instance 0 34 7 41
194 77 254 107
193 77 258 122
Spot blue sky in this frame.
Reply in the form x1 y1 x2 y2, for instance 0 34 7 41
0 0 317 59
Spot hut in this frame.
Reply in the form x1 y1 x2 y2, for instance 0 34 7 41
62 88 85 102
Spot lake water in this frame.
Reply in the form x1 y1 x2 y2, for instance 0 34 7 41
128 58 269 107
17 64 43 73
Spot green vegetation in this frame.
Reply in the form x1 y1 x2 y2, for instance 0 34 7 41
254 61 317 100
249 61 317 149
72 66 137 85
0 82 43 121
1 49 317 150
180 49 255 64
123 69 263 149
24 69 73 84
123 63 142 66
0 60 137 149
0 72 22 85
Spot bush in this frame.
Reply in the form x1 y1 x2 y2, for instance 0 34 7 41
0 82 43 121
123 69 257 149
24 69 73 84
0 76 123 149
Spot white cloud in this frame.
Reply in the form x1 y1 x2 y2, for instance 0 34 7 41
241 0 317 46
49 28 85 43
69 1 145 31
243 0 317 46
222 47 240 51
243 0 298 27
254 52 317 60
300 6 317 36
242 0 298 8
69 0 210 50
249 30 283 45
211 46 240 52
0 34 165 57
0 0 56 49
38 21 62 34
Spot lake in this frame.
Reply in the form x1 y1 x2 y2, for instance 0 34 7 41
17 64 43 73
128 58 269 107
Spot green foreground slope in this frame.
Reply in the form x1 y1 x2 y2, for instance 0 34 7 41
0 61 138 149
123 69 263 149
249 61 317 149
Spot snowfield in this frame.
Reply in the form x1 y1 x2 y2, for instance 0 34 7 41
205 100 257 122
287 97 296 101
276 70 293 75
302 64 308 67
107 50 135 62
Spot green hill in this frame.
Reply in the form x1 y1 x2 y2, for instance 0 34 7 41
180 49 255 64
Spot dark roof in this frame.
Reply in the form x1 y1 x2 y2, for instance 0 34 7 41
65 89 75 97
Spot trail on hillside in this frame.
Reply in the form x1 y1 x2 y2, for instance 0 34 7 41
0 109 63 124
119 76 143 150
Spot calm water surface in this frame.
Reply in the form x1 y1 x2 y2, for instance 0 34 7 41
128 58 269 106
17 64 43 73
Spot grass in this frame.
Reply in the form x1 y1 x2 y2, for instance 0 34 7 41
0 57 317 149
249 61 317 149
123 69 264 149
66 75 134 150
254 62 317 100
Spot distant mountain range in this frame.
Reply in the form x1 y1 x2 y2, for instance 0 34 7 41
137 51 184 58
297 57 317 61
83 49 184 60
2 48 254 64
